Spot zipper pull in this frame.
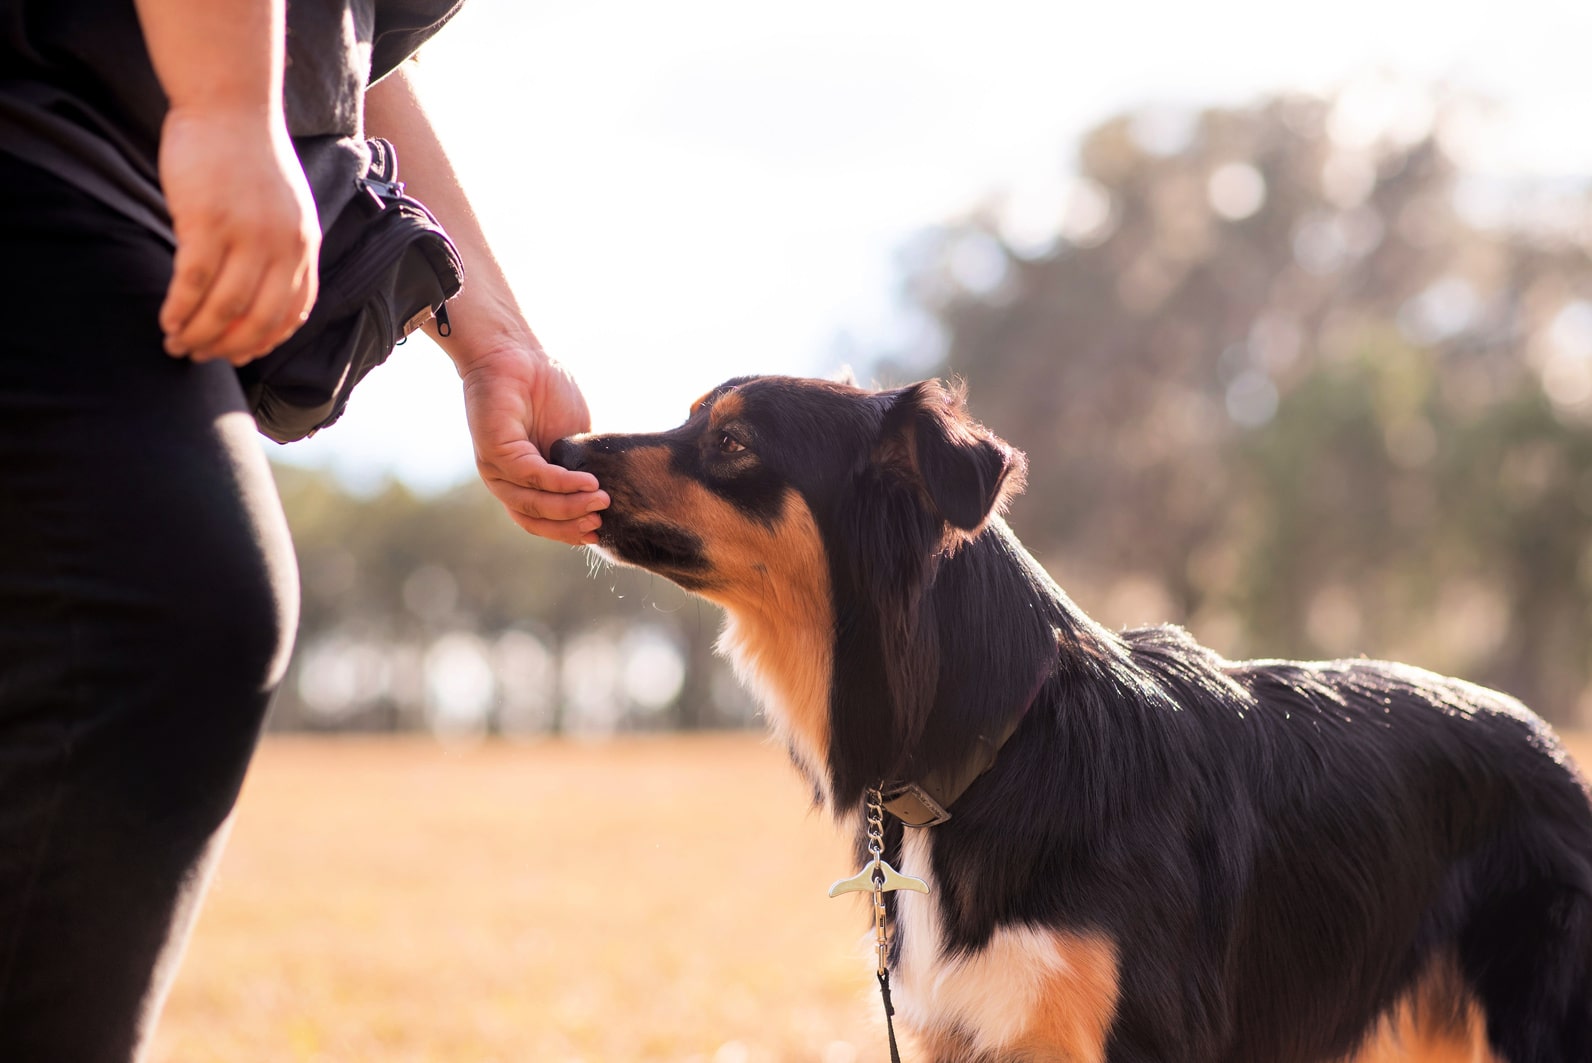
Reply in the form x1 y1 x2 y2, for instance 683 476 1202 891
435 302 452 337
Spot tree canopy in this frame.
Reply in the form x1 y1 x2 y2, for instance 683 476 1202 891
894 89 1592 721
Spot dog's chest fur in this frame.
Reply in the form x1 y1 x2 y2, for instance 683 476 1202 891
891 829 1119 1061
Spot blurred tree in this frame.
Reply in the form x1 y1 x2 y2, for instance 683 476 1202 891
893 86 1592 722
269 464 746 734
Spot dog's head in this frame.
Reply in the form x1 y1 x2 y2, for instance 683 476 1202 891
550 375 1026 806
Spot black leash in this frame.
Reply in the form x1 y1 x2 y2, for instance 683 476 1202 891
878 968 903 1063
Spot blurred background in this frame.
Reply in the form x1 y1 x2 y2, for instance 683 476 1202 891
156 2 1592 1060
270 0 1592 737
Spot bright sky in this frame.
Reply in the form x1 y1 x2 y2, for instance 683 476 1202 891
272 0 1592 493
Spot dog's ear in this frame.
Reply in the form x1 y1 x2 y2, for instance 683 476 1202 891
878 380 1026 533
826 380 1025 805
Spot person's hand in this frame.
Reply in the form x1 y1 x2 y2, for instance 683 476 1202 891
459 345 609 545
362 66 606 545
157 105 320 366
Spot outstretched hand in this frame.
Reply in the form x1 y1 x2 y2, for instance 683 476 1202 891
460 347 608 545
361 64 608 545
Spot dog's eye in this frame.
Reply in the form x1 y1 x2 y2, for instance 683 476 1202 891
717 432 747 455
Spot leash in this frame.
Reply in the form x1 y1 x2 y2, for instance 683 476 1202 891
878 968 902 1063
829 787 928 1063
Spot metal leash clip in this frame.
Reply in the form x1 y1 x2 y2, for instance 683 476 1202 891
829 788 929 976
828 788 930 900
828 787 925 1063
827 858 930 898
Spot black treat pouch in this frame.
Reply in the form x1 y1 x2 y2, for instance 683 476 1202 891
239 138 464 443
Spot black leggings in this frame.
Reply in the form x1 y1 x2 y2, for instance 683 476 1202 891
0 152 298 1060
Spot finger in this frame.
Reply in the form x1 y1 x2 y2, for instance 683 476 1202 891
171 249 269 358
207 258 314 363
229 303 310 366
253 248 319 352
208 304 290 366
244 284 316 363
484 442 602 494
487 479 608 523
160 238 226 350
502 508 601 546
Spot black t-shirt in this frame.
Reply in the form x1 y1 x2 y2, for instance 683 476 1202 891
0 0 463 242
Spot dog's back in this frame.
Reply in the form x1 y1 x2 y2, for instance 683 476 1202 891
1137 626 1592 1061
878 602 1592 1062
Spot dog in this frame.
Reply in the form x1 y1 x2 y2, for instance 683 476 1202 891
550 375 1592 1063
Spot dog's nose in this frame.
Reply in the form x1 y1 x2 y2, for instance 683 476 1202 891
549 436 584 471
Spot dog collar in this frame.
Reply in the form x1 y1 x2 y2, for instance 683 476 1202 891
879 675 1043 828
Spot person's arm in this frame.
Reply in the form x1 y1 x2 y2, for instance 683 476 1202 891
364 65 606 546
133 0 319 365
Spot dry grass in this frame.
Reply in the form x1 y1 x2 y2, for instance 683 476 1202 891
149 734 1592 1063
149 735 878 1063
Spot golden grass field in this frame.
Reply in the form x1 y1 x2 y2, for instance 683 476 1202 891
148 735 877 1063
148 733 1592 1063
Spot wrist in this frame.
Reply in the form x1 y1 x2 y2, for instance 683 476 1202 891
164 101 286 139
432 306 546 378
445 332 547 381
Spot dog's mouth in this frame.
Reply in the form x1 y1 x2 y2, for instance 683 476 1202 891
595 517 710 582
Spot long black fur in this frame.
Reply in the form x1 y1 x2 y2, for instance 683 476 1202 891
555 375 1592 1063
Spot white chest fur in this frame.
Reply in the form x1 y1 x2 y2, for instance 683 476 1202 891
891 829 1118 1061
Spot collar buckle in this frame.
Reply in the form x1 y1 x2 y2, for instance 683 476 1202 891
879 781 952 828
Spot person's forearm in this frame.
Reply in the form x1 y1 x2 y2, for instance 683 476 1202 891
363 63 599 539
363 65 543 373
133 0 284 115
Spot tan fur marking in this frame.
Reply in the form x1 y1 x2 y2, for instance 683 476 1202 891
1003 931 1121 1062
703 490 832 785
908 1026 979 1062
606 446 833 783
1344 952 1492 1063
608 446 678 513
706 388 745 426
690 383 742 420
897 830 1119 1063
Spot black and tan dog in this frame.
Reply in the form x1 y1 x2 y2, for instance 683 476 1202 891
550 376 1592 1063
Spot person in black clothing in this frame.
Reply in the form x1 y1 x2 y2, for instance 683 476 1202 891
0 1 608 1058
